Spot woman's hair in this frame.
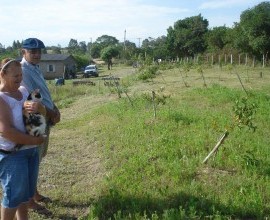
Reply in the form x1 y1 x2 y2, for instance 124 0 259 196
0 58 21 73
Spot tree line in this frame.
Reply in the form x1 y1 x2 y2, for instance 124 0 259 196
0 1 269 69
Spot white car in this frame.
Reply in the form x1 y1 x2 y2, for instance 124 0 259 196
84 65 98 77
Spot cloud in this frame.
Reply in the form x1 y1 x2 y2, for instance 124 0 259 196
0 0 188 46
199 0 253 9
0 0 262 47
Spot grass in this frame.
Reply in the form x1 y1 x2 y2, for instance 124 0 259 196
24 63 270 219
88 86 269 219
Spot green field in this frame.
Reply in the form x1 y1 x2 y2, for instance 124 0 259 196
28 64 269 219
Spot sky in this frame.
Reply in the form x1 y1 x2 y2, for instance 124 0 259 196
0 0 266 48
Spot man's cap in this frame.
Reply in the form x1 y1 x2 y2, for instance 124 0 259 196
22 38 45 49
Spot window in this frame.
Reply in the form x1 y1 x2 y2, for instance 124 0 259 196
47 64 55 72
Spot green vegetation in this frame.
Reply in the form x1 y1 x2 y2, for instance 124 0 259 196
87 86 269 219
29 64 270 219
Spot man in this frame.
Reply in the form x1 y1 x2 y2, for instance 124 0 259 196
21 38 61 213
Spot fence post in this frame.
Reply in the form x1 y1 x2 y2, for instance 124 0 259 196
239 54 241 65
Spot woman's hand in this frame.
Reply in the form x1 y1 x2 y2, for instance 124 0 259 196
24 101 46 115
34 135 47 145
24 101 38 113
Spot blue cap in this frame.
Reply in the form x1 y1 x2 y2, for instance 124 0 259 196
22 38 45 49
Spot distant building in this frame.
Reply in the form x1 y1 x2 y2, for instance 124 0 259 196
38 54 76 80
18 54 76 80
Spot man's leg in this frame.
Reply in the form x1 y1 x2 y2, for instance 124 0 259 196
29 127 51 210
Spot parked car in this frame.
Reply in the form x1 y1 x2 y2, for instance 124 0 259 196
84 65 98 77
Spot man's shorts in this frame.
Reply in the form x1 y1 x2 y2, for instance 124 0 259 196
0 147 39 208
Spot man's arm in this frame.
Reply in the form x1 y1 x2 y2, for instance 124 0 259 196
45 104 60 125
21 69 35 92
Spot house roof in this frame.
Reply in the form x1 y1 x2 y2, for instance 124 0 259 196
16 54 75 62
41 54 73 61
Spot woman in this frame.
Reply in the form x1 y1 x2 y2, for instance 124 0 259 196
0 58 46 220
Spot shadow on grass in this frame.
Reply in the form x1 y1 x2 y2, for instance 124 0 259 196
51 199 94 220
92 190 264 219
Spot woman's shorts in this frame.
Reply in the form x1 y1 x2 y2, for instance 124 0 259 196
0 147 39 208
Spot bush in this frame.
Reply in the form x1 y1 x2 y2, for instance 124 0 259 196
138 65 159 81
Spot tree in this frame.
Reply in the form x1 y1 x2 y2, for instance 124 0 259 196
79 41 87 53
0 43 6 54
51 45 62 54
141 36 169 61
167 14 209 58
90 35 120 59
96 35 119 48
237 1 270 58
205 26 229 52
166 26 177 58
152 36 169 60
100 46 120 70
90 43 102 58
68 38 80 54
121 40 137 60
72 54 89 70
67 39 88 55
12 40 21 50
141 37 155 60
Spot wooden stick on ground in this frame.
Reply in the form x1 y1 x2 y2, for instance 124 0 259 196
203 130 229 164
124 90 133 107
152 91 157 119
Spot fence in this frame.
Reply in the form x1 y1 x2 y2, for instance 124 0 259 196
177 53 269 67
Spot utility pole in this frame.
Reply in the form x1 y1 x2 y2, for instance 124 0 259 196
89 37 92 62
137 38 141 48
124 29 126 51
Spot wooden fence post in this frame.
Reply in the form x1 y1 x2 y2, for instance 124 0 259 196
152 91 156 119
239 54 241 65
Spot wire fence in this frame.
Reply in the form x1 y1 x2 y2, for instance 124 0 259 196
178 53 269 67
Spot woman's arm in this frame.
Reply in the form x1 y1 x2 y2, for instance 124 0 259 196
0 98 44 145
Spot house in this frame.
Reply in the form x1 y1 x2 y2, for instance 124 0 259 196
38 54 76 80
